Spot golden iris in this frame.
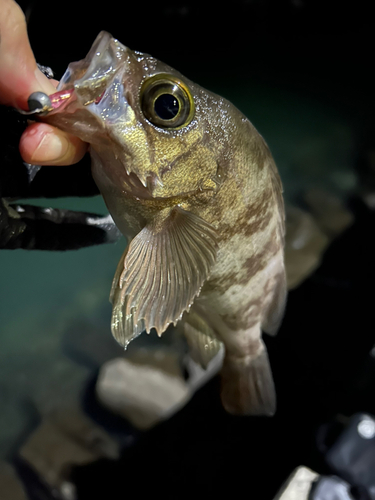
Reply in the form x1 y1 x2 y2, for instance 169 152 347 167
140 74 195 129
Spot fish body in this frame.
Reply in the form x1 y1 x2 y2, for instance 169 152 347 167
43 32 286 415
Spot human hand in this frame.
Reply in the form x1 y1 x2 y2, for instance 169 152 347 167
0 0 87 165
0 103 120 250
0 0 120 250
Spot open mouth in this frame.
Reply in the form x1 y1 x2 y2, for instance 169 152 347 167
20 85 105 118
46 86 105 112
49 88 75 109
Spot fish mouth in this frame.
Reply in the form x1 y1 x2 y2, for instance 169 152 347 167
43 85 106 112
43 31 125 113
41 32 156 200
57 31 124 108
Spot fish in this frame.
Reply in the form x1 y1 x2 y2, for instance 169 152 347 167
41 31 286 415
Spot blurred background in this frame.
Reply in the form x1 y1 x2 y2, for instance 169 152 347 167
1 1 375 498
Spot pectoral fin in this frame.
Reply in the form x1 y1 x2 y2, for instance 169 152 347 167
110 207 218 347
109 246 128 304
110 246 146 347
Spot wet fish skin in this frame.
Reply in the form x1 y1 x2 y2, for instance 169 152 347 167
42 31 286 415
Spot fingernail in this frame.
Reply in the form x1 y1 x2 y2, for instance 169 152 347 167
31 133 69 163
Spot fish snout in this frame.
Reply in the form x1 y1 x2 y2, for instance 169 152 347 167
58 31 131 107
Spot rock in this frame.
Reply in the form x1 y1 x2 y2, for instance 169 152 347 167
0 461 27 500
96 350 192 430
273 466 319 500
285 206 330 289
19 406 119 493
284 191 354 289
310 476 354 500
355 147 375 209
303 188 354 238
46 407 120 460
184 346 224 392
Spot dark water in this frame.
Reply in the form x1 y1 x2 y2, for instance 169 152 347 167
0 195 125 456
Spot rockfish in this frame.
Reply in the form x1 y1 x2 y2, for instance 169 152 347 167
42 31 286 415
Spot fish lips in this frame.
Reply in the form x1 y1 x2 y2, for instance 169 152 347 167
44 31 147 148
57 31 129 108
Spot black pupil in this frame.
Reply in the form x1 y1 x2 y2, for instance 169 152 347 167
154 94 179 120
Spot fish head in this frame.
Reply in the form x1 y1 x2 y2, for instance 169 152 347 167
42 31 225 210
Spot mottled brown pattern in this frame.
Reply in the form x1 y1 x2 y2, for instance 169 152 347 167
244 234 281 273
220 296 263 331
203 272 240 293
217 188 274 241
225 340 262 359
241 255 263 283
260 269 286 335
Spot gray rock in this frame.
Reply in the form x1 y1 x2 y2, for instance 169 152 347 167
285 206 329 289
311 476 354 500
303 189 354 238
96 351 191 430
19 406 119 492
273 466 319 500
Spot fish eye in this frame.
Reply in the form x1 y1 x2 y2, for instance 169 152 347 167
140 74 194 129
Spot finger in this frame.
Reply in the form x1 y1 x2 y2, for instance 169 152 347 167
19 122 88 166
0 0 55 108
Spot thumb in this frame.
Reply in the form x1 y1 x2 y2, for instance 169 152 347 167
0 0 56 109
